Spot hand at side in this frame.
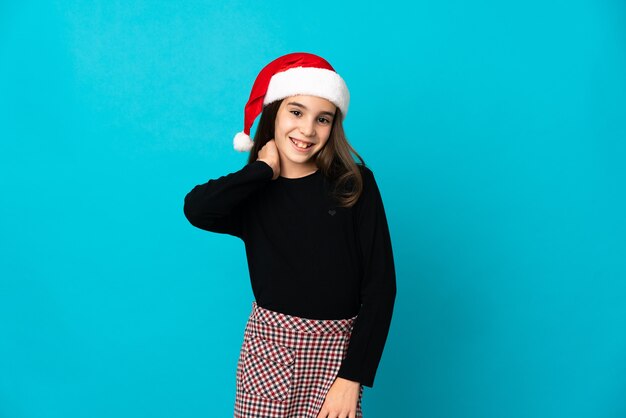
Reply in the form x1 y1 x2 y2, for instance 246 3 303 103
316 376 361 418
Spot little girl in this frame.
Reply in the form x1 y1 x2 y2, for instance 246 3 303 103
184 52 396 418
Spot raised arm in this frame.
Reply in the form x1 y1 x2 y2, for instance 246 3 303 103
183 160 274 238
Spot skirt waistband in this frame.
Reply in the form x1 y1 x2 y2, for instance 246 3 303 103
250 301 357 335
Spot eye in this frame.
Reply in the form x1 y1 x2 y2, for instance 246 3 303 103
318 117 331 124
290 110 302 116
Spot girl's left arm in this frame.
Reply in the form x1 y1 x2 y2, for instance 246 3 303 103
336 166 397 388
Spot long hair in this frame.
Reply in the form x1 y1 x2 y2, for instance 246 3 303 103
246 99 366 208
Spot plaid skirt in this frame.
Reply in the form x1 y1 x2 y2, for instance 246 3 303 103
234 301 364 418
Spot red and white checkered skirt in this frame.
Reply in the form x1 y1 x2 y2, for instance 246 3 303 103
234 301 364 418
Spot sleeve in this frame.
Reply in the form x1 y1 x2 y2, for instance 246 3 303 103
183 159 274 239
336 166 397 388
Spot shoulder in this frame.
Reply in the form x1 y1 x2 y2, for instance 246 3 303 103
356 162 373 177
356 163 377 189
354 163 381 207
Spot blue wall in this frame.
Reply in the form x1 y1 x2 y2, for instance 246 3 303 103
1 1 625 417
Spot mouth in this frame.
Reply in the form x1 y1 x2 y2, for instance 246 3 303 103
289 137 315 151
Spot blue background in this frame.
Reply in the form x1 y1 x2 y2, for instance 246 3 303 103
1 1 625 417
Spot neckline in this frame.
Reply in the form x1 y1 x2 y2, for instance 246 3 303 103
277 168 321 181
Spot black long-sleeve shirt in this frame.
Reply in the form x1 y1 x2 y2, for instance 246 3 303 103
183 159 396 388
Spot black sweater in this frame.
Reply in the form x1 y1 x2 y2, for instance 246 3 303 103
183 160 396 388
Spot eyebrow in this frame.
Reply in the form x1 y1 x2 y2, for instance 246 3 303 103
287 101 336 118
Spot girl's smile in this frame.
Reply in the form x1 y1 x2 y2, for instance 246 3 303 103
289 136 315 151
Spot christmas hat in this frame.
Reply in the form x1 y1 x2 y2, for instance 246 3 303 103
233 52 350 152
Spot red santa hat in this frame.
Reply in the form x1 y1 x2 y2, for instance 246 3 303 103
233 52 350 152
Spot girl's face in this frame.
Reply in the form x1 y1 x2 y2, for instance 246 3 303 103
273 95 337 173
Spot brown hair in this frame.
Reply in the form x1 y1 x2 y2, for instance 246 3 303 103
246 99 366 208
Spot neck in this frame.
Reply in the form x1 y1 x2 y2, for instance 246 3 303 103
279 159 318 179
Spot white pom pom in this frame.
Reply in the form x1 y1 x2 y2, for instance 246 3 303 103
233 132 254 152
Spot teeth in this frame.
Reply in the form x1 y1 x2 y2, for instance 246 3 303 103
291 138 312 149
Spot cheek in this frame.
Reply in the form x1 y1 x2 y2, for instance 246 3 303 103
275 115 296 135
321 126 333 141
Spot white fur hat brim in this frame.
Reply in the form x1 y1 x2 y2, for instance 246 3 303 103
263 66 350 118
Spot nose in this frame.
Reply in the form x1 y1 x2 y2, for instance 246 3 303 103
299 119 316 138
